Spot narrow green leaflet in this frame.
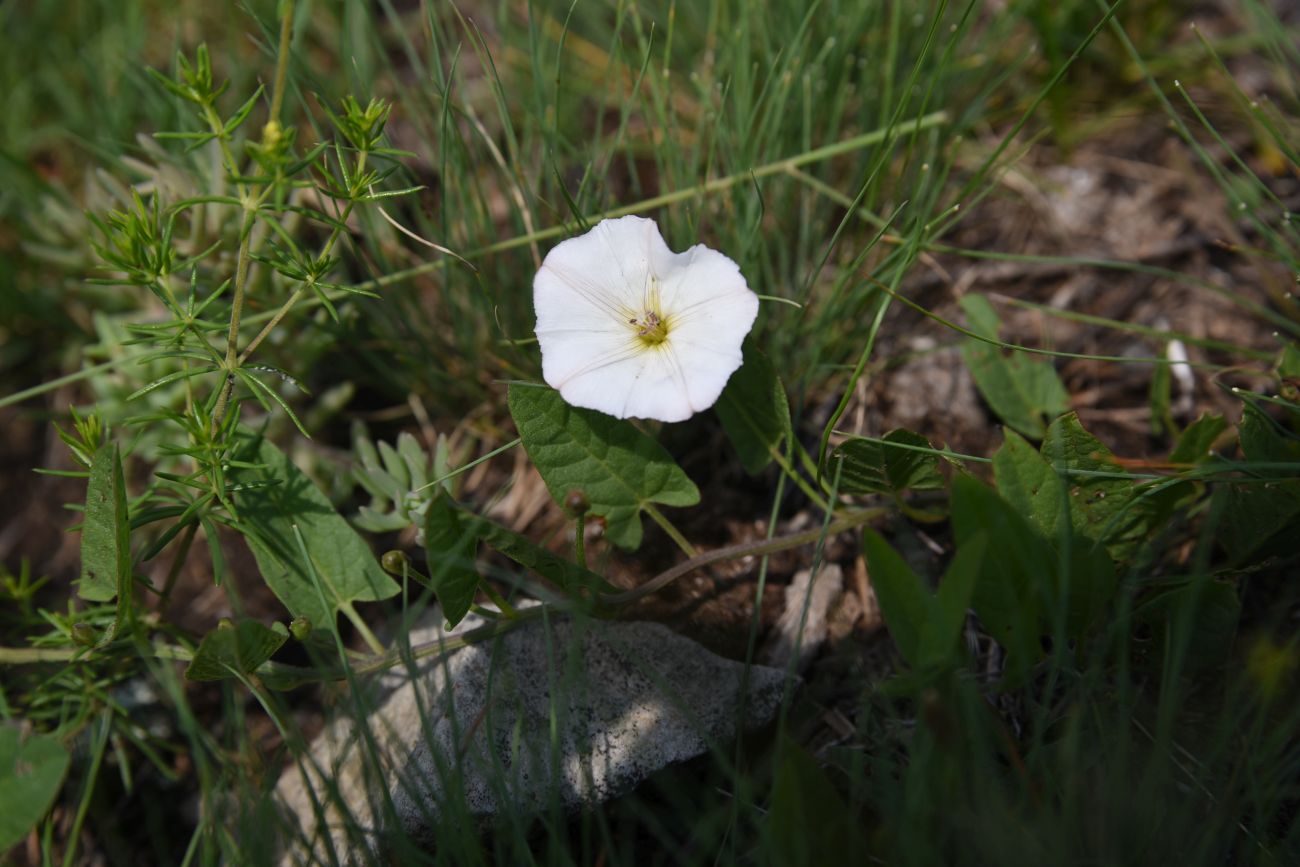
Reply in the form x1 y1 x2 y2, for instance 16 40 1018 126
764 739 868 866
918 533 985 669
232 432 399 638
715 343 792 475
862 528 985 670
185 620 289 681
959 294 1068 439
861 529 928 667
508 385 700 550
950 474 1051 677
835 430 945 496
0 727 70 851
79 444 131 602
422 492 482 628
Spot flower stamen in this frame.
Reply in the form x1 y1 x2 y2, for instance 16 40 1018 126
629 310 669 346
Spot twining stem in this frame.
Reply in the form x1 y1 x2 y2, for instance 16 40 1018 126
603 507 882 606
643 503 697 557
0 507 882 674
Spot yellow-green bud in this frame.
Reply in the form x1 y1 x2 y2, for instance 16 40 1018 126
381 550 410 575
71 622 96 647
289 616 313 642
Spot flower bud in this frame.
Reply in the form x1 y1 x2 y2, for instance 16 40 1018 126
381 550 410 575
289 616 313 642
71 622 96 647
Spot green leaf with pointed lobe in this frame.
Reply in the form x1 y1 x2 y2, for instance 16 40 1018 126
959 294 1068 438
0 727 70 851
422 492 481 628
186 620 289 681
232 432 399 638
508 385 699 550
715 343 792 475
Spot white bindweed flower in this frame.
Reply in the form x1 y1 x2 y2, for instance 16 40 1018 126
533 216 759 422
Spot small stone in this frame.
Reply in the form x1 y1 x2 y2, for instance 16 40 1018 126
275 607 790 864
761 564 844 672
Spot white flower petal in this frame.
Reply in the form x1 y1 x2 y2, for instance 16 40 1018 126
533 216 759 423
535 216 673 321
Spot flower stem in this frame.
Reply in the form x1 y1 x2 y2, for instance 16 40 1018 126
477 579 520 619
339 601 385 655
769 445 830 511
643 504 697 557
605 507 882 606
574 512 587 569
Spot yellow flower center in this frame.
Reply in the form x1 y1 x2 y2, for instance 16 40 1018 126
629 310 669 347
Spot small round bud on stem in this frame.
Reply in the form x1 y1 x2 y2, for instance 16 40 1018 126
71 622 96 647
381 550 410 575
289 616 313 641
565 489 590 516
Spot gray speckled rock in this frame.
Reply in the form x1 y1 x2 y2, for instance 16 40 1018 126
274 609 790 865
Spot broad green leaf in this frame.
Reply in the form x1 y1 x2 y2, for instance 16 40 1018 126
920 533 985 669
959 294 1068 439
508 385 699 550
185 620 289 681
993 426 1119 637
950 474 1051 677
861 528 929 667
1041 413 1148 556
1137 579 1241 673
1278 342 1300 381
232 432 399 638
0 727 70 851
764 739 868 866
1170 413 1228 464
715 343 791 475
1238 402 1300 464
836 430 944 496
992 427 1066 539
1219 481 1300 562
79 444 130 602
421 492 481 627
